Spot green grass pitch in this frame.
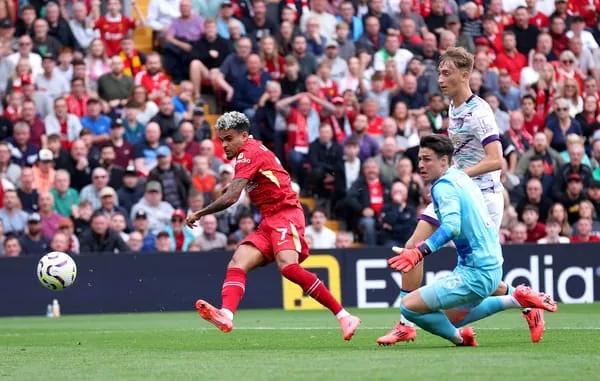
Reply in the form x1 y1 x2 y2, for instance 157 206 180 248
1 304 599 381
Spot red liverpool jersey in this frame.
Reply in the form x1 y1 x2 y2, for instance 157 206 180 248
233 139 299 217
95 14 136 57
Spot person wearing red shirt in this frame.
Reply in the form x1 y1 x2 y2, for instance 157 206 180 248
549 15 569 58
567 0 600 27
496 30 528 84
521 94 545 134
170 133 193 173
526 0 550 29
92 0 141 57
489 0 513 34
522 204 546 242
64 77 89 118
481 14 503 55
134 52 172 104
3 91 22 122
167 209 193 251
570 217 600 242
186 111 360 339
363 98 384 136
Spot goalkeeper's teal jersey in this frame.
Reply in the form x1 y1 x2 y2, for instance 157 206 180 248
426 168 503 272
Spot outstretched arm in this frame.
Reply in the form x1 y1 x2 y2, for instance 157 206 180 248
186 178 248 227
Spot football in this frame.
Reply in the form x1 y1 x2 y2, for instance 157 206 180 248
37 252 77 291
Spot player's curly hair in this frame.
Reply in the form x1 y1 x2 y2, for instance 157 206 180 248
438 47 474 73
215 111 250 132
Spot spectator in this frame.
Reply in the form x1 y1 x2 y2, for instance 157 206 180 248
97 55 135 108
44 97 83 149
111 212 130 243
36 53 69 101
576 95 600 141
0 189 28 235
216 0 246 40
69 2 95 51
119 36 146 78
342 158 390 245
55 139 97 191
133 122 167 177
162 0 204 84
3 235 22 257
199 139 224 175
148 146 192 210
243 0 276 47
191 155 217 200
559 173 588 224
192 214 227 250
19 212 51 255
502 110 532 171
538 218 570 244
0 141 20 187
395 157 423 207
379 181 417 247
127 230 144 251
50 230 74 255
134 53 172 104
588 180 600 217
189 18 233 100
79 167 110 210
570 217 600 242
170 132 193 173
131 209 156 251
39 192 62 240
548 201 572 236
72 199 93 238
484 93 510 134
520 155 554 198
305 208 337 249
155 230 173 252
342 136 361 191
31 18 61 60
522 204 546 242
229 213 255 246
131 86 159 125
165 209 194 251
122 101 145 146
97 186 128 219
130 181 175 234
300 0 336 41
80 211 129 253
190 107 211 144
65 78 89 118
150 96 183 139
9 122 38 167
280 55 306 97
553 142 592 200
292 34 318 77
507 6 540 55
50 169 79 218
516 132 564 177
335 230 354 248
8 34 42 78
308 123 345 205
508 222 528 244
105 119 134 169
31 149 55 194
93 0 140 57
346 114 379 161
374 137 399 184
17 167 38 213
251 81 286 160
232 54 272 118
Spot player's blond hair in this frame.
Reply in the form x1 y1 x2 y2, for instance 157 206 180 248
438 47 474 73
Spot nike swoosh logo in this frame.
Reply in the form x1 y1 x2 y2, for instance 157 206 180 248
277 241 287 246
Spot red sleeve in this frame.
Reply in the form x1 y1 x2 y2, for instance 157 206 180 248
94 17 104 30
233 149 261 180
126 16 136 31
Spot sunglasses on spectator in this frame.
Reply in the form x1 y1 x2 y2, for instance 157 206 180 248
562 59 574 64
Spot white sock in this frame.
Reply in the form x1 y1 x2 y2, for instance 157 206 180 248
336 309 350 319
400 314 416 328
221 308 234 320
499 295 522 309
451 329 463 345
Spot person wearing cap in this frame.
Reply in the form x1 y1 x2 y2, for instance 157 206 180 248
57 216 79 253
190 107 211 143
132 209 157 251
19 213 51 255
164 209 195 251
155 230 174 252
97 186 129 221
122 101 145 146
587 179 600 216
0 17 17 51
97 55 135 109
117 165 145 215
105 118 134 168
32 149 56 194
0 189 28 235
80 98 112 144
130 180 175 234
212 163 235 201
216 0 246 39
98 145 125 190
80 211 130 254
148 145 192 210
323 38 349 85
558 172 588 224
170 131 193 172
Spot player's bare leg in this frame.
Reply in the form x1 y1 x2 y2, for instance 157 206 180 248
377 220 434 345
195 244 265 333
275 249 361 341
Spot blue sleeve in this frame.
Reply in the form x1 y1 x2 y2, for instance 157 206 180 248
424 181 461 252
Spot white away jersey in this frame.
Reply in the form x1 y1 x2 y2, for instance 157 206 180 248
448 94 503 193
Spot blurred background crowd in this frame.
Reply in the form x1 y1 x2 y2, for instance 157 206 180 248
0 0 600 257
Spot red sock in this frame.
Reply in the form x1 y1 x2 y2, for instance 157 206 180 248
221 268 247 314
280 264 343 315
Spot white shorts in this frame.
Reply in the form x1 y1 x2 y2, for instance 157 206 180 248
420 192 504 230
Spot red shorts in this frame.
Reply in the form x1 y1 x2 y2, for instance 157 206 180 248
241 206 309 264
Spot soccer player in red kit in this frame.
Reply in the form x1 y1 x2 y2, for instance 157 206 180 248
186 112 361 340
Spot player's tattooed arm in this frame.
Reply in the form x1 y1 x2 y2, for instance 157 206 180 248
186 178 248 228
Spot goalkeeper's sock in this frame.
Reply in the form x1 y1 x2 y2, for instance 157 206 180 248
399 289 416 328
506 284 531 313
221 267 247 318
281 264 343 315
451 296 510 328
401 305 462 344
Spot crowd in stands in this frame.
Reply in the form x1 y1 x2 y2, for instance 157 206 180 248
1 0 600 256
